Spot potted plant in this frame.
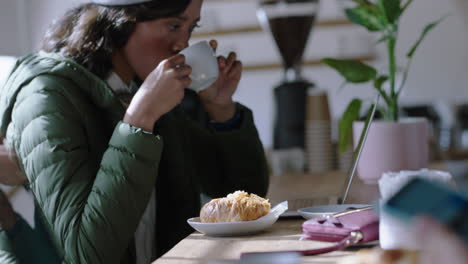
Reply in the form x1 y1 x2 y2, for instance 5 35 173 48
322 0 444 184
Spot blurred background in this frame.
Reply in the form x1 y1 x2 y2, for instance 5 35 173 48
1 0 468 223
1 0 468 148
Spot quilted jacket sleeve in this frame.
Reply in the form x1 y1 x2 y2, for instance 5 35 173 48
0 230 19 264
189 104 269 198
12 77 163 263
0 213 60 264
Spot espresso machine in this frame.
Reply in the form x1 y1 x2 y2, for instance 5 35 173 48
257 0 319 150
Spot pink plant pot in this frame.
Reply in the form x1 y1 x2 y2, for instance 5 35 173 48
352 118 429 184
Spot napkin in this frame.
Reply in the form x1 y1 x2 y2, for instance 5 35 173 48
379 169 453 200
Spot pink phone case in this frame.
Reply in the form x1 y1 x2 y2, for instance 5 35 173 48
302 207 379 243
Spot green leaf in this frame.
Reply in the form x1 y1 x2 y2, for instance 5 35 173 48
339 99 362 153
373 75 392 106
322 58 377 83
345 6 385 31
352 0 380 13
352 0 371 5
374 75 389 89
378 0 401 24
401 0 414 13
407 16 446 58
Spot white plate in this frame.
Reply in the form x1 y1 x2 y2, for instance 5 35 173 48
298 204 371 219
187 201 288 237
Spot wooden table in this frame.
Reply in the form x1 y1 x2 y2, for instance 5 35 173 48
153 218 364 264
153 169 377 264
153 163 446 264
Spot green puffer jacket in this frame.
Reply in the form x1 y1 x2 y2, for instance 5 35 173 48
0 52 269 263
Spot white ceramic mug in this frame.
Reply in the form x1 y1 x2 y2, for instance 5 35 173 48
180 41 219 92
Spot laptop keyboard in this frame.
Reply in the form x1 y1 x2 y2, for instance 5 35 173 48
272 197 339 217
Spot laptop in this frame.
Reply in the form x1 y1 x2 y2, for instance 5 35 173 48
280 94 380 217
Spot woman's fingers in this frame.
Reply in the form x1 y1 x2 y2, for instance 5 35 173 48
228 61 242 79
165 54 191 80
176 65 192 88
208 40 239 74
206 41 242 82
217 56 227 69
166 54 186 69
219 52 239 76
179 75 192 88
175 64 192 78
216 53 242 80
224 52 237 70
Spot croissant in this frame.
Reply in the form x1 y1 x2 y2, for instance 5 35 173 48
200 191 271 223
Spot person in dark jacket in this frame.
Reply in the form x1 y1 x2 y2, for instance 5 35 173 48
0 139 60 264
0 0 269 263
0 189 61 264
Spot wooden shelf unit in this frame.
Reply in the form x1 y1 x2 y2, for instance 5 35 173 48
192 19 352 38
243 54 376 72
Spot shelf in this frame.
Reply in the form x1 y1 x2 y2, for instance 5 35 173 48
193 19 352 38
242 54 376 72
441 149 468 161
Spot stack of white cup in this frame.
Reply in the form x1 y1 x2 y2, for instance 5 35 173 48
305 90 335 173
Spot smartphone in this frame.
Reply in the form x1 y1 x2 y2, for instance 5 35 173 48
383 177 468 243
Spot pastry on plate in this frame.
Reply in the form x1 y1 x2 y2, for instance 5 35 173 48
200 191 271 223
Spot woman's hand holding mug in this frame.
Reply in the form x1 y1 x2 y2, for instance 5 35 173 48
124 54 191 131
124 39 243 130
199 39 242 122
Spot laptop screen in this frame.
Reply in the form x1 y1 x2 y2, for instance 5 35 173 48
339 94 380 204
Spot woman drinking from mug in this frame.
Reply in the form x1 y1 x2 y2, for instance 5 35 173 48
0 0 269 263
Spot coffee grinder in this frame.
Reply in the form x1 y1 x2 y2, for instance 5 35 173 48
257 0 319 149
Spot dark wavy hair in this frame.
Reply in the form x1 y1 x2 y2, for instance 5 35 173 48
42 0 191 79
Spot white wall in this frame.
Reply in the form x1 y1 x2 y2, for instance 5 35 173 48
396 0 468 105
28 0 88 50
0 0 27 56
0 56 17 86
